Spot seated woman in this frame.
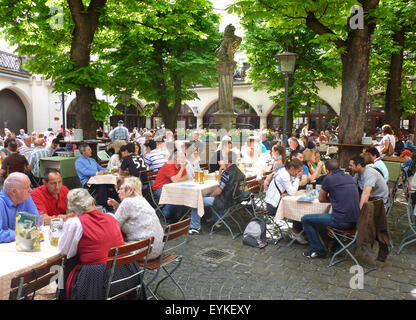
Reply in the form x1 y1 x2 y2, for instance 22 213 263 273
302 148 325 186
183 142 201 179
59 188 145 300
271 144 286 171
107 144 128 171
107 176 164 260
241 136 261 166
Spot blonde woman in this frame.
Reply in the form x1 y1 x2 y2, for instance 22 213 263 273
107 176 164 260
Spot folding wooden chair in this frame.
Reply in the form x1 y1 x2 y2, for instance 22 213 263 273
138 218 191 300
142 170 166 224
327 201 379 274
209 180 246 239
396 198 416 254
386 175 400 217
9 254 66 300
105 237 154 300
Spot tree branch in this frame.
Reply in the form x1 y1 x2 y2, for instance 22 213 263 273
305 11 346 49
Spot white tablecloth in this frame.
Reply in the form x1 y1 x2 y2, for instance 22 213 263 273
0 226 61 300
158 176 218 217
87 173 118 186
274 190 332 222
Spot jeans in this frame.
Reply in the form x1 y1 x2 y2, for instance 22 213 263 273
153 187 184 220
189 197 215 230
301 213 356 252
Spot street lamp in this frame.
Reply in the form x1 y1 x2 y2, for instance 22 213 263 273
276 51 297 145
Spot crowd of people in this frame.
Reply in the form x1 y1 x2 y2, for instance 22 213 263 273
0 120 414 299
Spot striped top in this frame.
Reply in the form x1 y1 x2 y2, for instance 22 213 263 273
28 146 50 177
144 149 167 173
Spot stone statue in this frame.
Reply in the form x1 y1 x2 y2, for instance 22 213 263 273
215 24 242 63
214 24 242 128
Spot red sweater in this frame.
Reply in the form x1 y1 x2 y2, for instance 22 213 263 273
152 161 187 191
77 209 124 265
31 185 69 216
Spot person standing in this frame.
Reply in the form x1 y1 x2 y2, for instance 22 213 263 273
109 120 129 143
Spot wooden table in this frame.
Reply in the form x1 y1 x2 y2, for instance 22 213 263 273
0 226 61 300
159 175 218 217
87 173 119 187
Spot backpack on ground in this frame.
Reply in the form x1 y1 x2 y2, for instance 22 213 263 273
242 218 267 249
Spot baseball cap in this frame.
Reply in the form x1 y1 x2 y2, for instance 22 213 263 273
400 150 412 157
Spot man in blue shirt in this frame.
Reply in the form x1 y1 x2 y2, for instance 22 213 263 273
301 159 360 258
75 144 109 208
0 172 39 243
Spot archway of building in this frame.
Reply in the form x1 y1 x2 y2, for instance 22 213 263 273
110 102 146 131
266 98 336 133
203 98 259 129
0 88 27 134
177 104 196 129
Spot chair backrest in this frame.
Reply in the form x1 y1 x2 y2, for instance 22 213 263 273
105 237 154 300
246 179 261 194
9 254 66 300
406 198 416 227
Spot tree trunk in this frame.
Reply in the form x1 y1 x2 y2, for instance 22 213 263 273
67 0 107 139
384 27 405 136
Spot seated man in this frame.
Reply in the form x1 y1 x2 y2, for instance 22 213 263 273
152 150 188 222
28 138 50 184
31 169 73 225
0 140 32 179
75 144 109 208
188 151 243 235
0 172 39 243
18 135 34 159
301 159 360 259
365 147 389 183
349 155 389 210
144 139 167 174
209 139 232 173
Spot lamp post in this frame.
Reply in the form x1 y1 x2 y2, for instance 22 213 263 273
276 52 297 145
61 92 67 136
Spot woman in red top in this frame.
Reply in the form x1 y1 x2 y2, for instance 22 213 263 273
59 188 145 300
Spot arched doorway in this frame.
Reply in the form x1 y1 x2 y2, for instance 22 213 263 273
110 103 146 131
0 88 27 133
297 99 337 132
203 98 259 129
177 104 196 129
66 98 77 129
366 93 385 135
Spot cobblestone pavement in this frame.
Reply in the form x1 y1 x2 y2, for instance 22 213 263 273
145 191 416 300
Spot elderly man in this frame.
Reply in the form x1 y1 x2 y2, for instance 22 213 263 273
31 169 72 225
0 172 39 243
288 137 305 152
75 144 110 208
28 138 50 183
18 136 33 159
349 155 389 210
110 120 129 143
18 129 27 141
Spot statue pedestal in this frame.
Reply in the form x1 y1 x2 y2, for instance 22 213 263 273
212 112 237 131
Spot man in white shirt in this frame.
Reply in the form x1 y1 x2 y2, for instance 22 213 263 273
265 158 303 215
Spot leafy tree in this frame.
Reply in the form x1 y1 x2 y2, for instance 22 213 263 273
368 0 416 135
230 0 380 166
241 21 341 133
0 0 117 139
100 0 221 131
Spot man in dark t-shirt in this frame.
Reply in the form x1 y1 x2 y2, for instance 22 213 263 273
300 159 360 259
119 142 148 185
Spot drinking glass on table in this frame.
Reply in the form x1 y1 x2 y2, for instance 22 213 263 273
315 184 322 197
215 170 220 182
204 170 209 180
49 218 64 246
199 171 204 184
37 213 45 242
306 184 314 198
194 171 199 182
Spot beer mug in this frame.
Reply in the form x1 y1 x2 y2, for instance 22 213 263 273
315 184 322 197
306 184 314 198
215 171 219 182
49 218 64 246
199 170 204 184
194 170 199 182
204 170 209 180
